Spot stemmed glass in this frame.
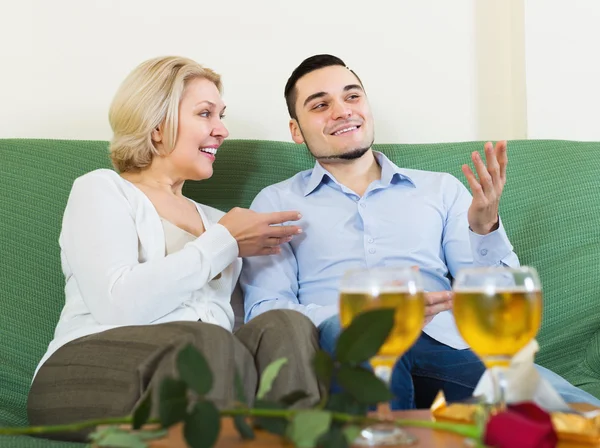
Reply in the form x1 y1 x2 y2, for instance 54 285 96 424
453 266 543 411
339 267 425 446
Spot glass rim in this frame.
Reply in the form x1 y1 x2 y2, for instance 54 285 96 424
453 266 541 292
340 266 424 293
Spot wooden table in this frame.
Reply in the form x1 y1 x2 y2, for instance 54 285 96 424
146 407 600 448
215 410 461 448
149 410 464 447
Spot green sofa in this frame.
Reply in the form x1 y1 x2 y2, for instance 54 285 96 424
1 138 599 446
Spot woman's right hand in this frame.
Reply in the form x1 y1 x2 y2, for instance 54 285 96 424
218 208 303 257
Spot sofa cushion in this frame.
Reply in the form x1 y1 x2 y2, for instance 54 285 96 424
0 139 112 428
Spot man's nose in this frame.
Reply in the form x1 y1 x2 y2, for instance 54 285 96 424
330 100 351 120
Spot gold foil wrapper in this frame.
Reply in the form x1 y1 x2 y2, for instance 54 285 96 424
430 391 600 445
551 412 600 444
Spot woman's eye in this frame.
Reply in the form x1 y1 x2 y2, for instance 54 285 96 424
199 111 210 117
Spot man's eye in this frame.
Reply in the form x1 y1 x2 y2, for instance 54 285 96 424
312 103 327 110
348 94 360 100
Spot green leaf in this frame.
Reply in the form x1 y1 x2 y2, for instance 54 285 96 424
280 390 310 407
316 426 348 448
337 365 392 404
132 391 152 430
183 400 221 448
234 369 247 405
256 357 288 400
335 308 395 364
254 400 288 436
313 350 334 387
287 410 332 448
88 426 121 442
176 343 213 396
233 415 255 440
342 425 362 445
91 427 148 448
158 377 188 427
325 392 368 416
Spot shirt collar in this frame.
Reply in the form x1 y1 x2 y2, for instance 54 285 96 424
303 150 416 196
303 160 333 196
375 151 416 188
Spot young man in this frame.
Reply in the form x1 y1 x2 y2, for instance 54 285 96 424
240 54 600 409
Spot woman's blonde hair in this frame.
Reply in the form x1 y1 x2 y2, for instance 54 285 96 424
108 56 222 173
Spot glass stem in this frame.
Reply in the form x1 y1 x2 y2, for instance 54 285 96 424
490 366 508 412
374 365 394 421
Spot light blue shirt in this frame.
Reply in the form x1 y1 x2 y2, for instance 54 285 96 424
240 151 519 349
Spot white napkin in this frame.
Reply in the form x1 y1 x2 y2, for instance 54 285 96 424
472 340 572 412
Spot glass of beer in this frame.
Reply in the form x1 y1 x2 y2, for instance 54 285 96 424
453 266 543 410
339 266 425 446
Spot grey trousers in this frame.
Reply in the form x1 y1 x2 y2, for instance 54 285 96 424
27 309 321 442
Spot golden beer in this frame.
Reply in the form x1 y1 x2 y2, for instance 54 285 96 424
453 289 542 367
340 290 425 368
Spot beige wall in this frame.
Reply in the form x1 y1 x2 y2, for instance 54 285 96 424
524 0 600 140
475 0 527 141
1 1 597 142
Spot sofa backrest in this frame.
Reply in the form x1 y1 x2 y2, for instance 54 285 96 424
1 138 599 426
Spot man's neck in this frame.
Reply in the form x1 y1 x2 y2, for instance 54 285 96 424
318 149 381 197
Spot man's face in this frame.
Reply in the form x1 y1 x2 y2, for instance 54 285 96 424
289 65 374 161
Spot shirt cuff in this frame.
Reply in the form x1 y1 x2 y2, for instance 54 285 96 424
190 223 239 278
468 217 514 265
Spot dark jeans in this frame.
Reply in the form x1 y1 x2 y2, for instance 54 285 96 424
318 314 485 409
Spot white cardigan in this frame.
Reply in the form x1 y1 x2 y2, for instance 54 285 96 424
35 169 240 377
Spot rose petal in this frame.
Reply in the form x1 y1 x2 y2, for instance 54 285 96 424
510 402 554 423
484 402 557 448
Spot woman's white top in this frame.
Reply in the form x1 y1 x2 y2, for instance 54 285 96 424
34 169 241 378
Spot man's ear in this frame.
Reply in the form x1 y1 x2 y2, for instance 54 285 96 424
289 119 305 144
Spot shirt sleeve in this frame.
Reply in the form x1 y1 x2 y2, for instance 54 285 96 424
240 188 336 327
60 172 239 325
442 175 520 279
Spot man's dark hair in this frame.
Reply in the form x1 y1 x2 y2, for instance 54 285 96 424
284 54 363 120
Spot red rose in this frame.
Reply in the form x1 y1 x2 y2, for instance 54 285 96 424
484 402 557 448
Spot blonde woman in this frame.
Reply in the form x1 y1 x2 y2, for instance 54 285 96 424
27 56 321 441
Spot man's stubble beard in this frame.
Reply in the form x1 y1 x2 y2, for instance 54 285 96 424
319 146 372 161
298 124 375 162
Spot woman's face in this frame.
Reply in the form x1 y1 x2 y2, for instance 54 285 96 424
159 77 229 181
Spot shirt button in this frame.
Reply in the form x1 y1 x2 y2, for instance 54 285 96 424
480 249 488 256
360 203 367 208
369 248 376 254
368 238 374 243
